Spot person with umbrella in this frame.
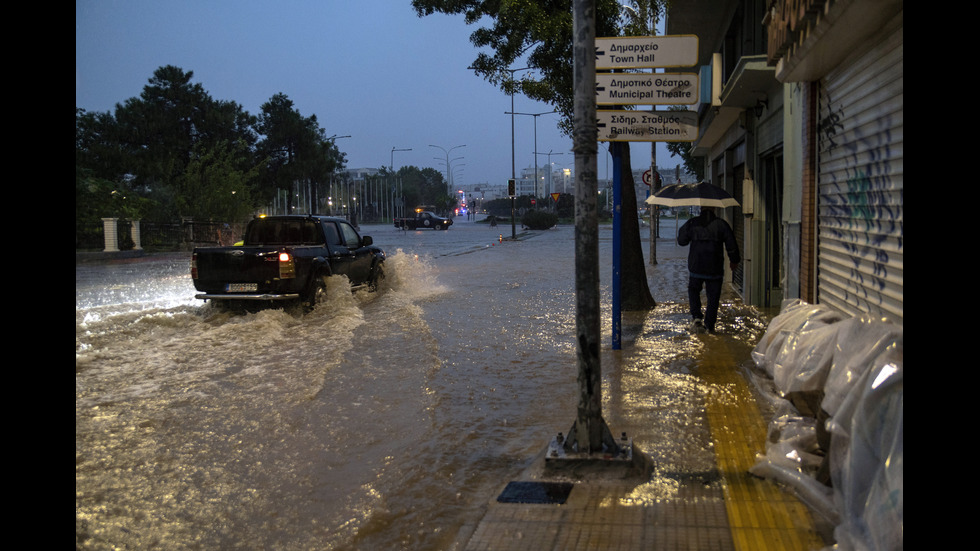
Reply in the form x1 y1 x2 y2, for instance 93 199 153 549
646 182 741 333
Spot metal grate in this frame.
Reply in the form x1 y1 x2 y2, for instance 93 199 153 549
496 481 574 505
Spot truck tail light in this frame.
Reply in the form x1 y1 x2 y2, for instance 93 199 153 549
279 251 296 279
191 253 198 279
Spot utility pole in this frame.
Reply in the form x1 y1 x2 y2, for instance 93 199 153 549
564 0 620 457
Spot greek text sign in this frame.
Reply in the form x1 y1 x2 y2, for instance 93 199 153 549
596 110 699 142
595 35 698 69
595 73 699 106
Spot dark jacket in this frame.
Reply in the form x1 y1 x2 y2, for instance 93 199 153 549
677 210 740 278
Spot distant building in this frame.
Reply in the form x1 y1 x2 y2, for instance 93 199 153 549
345 168 381 181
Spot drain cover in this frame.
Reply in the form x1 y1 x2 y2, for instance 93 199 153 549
497 481 574 504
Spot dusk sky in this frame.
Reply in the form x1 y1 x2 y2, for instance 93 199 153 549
76 1 677 189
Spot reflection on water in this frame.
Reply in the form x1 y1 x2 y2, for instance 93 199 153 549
76 222 767 550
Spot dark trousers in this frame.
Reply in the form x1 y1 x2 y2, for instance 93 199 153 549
688 276 723 331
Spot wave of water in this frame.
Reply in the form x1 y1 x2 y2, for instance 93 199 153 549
76 249 456 550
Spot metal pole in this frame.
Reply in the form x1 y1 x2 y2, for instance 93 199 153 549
429 144 465 211
505 67 530 239
650 111 659 265
612 142 622 350
570 0 612 454
510 111 557 202
510 86 517 238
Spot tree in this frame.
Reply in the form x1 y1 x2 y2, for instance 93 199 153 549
177 140 260 221
76 108 128 183
113 66 212 196
413 0 661 310
396 166 448 211
256 93 344 214
85 65 262 221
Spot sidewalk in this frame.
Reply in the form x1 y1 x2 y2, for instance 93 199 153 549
452 235 832 551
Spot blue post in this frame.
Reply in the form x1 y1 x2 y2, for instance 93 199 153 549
611 143 622 350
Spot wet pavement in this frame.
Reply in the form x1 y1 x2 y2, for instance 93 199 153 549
456 335 829 550
453 224 832 551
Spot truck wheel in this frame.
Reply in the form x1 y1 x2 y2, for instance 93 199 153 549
304 275 328 312
368 263 385 292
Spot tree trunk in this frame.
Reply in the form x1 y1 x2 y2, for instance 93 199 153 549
615 141 656 311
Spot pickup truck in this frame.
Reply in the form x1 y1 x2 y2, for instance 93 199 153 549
192 215 385 310
393 210 453 230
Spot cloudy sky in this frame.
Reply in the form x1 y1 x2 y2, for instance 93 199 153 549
76 1 675 188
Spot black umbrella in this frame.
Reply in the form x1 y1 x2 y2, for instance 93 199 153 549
645 181 740 208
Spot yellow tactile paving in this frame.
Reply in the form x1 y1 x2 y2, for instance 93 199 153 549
699 337 825 551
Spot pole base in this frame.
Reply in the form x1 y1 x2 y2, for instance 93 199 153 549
543 423 650 478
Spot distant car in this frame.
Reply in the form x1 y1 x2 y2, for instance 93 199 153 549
192 215 385 311
393 211 453 230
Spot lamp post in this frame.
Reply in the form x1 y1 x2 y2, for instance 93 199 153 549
505 67 532 238
429 144 466 202
507 110 556 202
390 146 411 171
532 150 566 201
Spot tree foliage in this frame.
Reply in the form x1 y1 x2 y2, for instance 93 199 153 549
395 166 451 212
76 65 347 230
256 93 343 214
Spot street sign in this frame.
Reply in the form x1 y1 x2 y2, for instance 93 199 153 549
596 110 698 142
595 35 699 70
595 73 699 105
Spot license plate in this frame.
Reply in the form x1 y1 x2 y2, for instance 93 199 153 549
226 283 258 292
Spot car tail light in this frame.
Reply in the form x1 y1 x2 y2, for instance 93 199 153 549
191 253 198 279
279 251 296 279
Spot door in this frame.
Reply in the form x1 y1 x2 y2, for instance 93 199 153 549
337 220 374 284
762 151 784 307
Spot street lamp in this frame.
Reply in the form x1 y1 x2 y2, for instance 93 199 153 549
507 111 556 200
429 144 465 199
504 67 532 238
390 146 412 171
532 149 566 200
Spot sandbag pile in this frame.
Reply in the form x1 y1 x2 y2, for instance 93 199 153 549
749 299 903 551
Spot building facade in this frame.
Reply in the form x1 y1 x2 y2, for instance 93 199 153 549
667 0 903 324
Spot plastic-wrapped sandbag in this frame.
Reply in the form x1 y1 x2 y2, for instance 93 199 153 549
772 322 844 395
825 330 902 551
749 305 902 550
752 299 844 378
751 400 838 524
821 317 903 419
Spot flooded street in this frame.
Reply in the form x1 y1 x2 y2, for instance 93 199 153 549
76 217 767 550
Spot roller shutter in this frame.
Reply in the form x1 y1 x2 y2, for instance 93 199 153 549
816 24 903 324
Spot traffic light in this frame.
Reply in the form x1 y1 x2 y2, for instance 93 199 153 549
508 178 516 196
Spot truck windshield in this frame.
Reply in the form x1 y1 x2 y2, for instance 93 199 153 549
245 219 324 245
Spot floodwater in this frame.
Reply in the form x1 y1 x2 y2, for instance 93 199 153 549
76 216 766 550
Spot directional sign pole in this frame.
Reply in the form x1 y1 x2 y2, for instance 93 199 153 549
563 0 622 459
611 141 622 351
